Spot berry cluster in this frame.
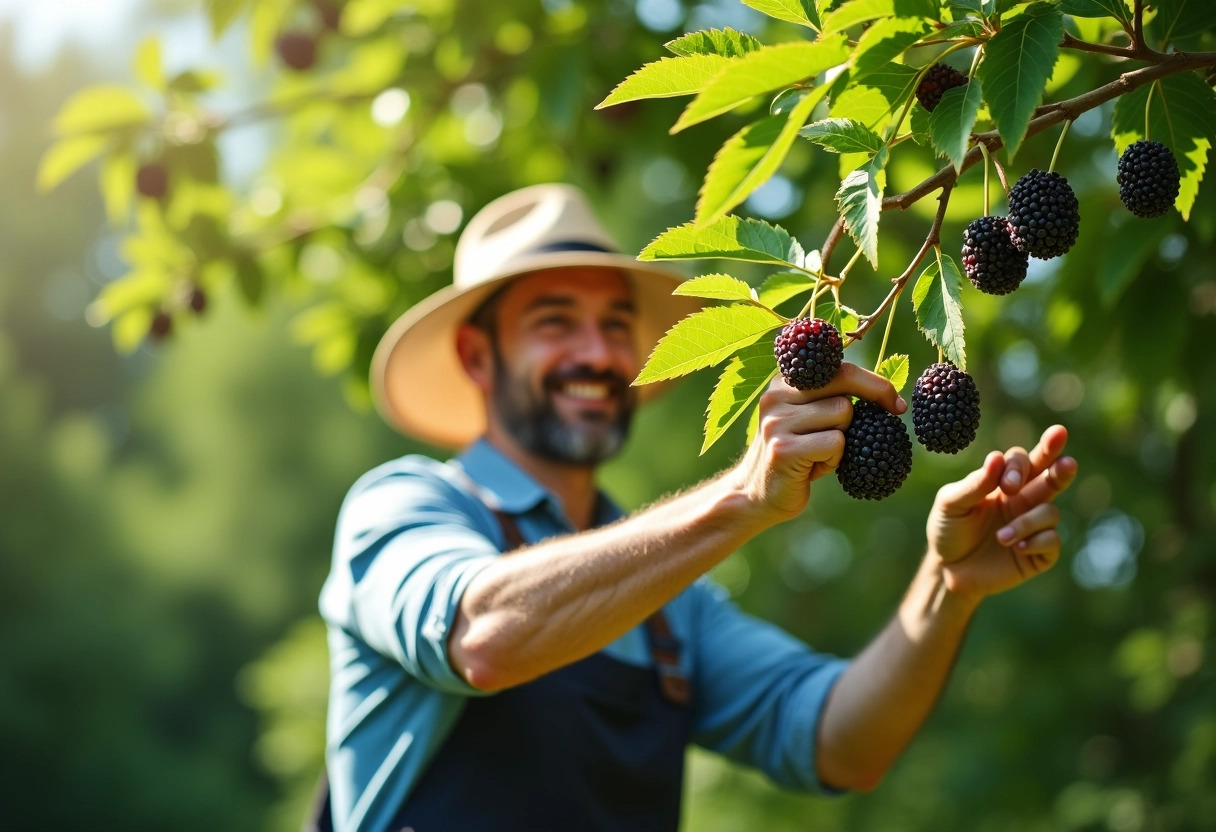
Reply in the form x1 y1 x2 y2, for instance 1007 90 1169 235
837 400 914 500
912 363 981 454
1007 169 1081 260
1117 140 1181 219
774 318 843 390
148 285 208 342
915 64 969 113
275 0 343 72
961 216 1027 295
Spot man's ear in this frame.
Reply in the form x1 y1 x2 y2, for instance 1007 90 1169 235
455 323 494 393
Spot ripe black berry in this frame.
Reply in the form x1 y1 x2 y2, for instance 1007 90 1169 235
912 363 980 454
149 310 172 340
276 33 317 70
961 216 1028 295
188 286 207 314
136 163 169 200
1007 169 1080 259
916 64 968 113
774 317 843 391
1117 140 1180 218
837 400 913 500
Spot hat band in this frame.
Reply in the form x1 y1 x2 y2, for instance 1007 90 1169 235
527 240 615 255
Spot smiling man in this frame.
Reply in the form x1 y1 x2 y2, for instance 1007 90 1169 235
318 184 1079 832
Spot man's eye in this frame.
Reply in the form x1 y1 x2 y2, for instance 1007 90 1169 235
604 319 633 333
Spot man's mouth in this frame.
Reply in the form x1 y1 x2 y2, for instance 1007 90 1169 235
560 381 613 402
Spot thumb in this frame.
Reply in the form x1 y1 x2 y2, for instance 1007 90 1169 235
936 451 1005 514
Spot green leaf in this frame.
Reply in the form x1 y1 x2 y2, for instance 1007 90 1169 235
929 78 983 171
134 37 164 90
665 27 763 58
909 102 933 145
829 64 919 136
758 271 816 308
1111 74 1216 221
851 17 932 82
737 0 821 28
207 0 248 37
745 398 762 445
876 353 910 393
634 304 785 385
37 134 110 192
672 36 850 132
1148 0 1216 46
913 253 967 370
977 2 1063 157
799 117 886 153
696 86 823 225
1057 0 1131 24
702 342 780 453
235 255 265 306
822 0 938 35
640 216 807 268
1097 216 1172 307
835 147 888 268
673 274 758 302
99 152 136 225
597 55 731 108
53 86 152 136
823 303 861 338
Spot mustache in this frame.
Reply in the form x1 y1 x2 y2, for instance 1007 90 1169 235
543 367 631 398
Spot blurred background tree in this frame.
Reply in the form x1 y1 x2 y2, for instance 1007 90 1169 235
2 1 1214 830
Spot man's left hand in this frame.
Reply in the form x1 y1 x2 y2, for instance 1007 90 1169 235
926 425 1079 603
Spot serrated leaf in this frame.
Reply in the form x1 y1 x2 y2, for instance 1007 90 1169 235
1098 216 1172 307
672 36 849 133
851 17 932 82
738 0 821 28
758 271 816 308
702 342 780 453
745 398 763 445
134 37 164 90
909 103 933 145
53 86 152 136
37 134 110 192
697 85 823 224
822 0 938 35
829 64 919 136
597 55 731 108
1112 74 1216 221
876 353 910 393
835 147 888 268
673 274 758 301
1057 0 1131 23
665 27 763 58
634 304 785 385
947 0 984 11
207 0 248 37
913 254 967 370
799 117 886 153
977 3 1063 157
1149 0 1216 46
640 216 806 267
824 303 861 337
929 78 983 170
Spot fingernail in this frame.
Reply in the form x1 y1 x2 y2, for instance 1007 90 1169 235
1004 471 1021 489
896 396 908 414
997 526 1015 544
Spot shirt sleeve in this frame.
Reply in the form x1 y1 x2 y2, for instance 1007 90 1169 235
688 578 850 794
321 464 500 696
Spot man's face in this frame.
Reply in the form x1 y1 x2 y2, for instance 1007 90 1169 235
482 268 639 466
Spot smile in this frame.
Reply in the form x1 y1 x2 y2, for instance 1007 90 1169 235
560 382 614 401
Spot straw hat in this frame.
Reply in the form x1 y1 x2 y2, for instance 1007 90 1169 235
371 183 701 448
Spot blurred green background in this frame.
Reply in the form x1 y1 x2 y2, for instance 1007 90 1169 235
1 1 1213 830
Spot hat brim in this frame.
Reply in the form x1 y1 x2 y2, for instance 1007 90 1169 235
371 251 703 448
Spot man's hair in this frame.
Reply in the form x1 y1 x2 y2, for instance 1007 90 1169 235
466 284 510 341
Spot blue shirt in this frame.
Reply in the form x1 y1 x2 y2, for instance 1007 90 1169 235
320 439 850 832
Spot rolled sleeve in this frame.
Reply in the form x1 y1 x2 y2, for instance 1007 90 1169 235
321 465 500 696
689 579 850 794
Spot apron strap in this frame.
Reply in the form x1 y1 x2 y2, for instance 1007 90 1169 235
492 509 690 706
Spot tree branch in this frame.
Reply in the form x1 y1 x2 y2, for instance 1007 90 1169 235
819 215 848 274
1134 0 1146 52
1060 32 1135 59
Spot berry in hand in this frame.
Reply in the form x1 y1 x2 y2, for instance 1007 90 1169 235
136 163 169 200
774 317 843 391
915 64 969 113
837 400 913 500
1117 140 1180 218
912 363 980 454
276 33 318 71
961 216 1028 295
1007 169 1080 259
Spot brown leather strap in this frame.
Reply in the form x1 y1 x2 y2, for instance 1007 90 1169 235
491 509 690 706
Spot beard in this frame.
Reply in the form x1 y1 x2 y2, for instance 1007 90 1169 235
491 357 635 467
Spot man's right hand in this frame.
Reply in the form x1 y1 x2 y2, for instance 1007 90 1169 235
727 363 906 525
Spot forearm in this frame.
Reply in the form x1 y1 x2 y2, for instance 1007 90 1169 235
815 553 980 790
450 472 767 690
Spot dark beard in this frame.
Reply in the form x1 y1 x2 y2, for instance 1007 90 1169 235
491 358 634 466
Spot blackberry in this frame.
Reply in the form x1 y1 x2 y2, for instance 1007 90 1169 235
276 33 317 70
1007 169 1080 259
961 216 1028 295
916 64 969 113
136 163 169 200
837 400 913 500
774 317 843 391
1117 140 1180 218
149 310 172 341
912 363 980 454
188 286 207 314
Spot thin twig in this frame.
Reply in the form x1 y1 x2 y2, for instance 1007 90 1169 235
819 215 848 274
1060 32 1136 59
1134 0 1145 52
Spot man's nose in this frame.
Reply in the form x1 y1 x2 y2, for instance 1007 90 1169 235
571 323 615 368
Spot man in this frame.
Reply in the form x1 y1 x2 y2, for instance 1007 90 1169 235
320 184 1078 832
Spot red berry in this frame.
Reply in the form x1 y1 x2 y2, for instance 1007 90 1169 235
136 163 169 200
149 310 172 340
774 317 843 390
276 33 317 71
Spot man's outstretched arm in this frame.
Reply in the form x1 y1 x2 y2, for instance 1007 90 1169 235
449 366 905 692
815 426 1079 791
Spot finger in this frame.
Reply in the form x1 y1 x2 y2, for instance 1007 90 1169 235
1026 424 1069 482
1000 446 1030 494
761 396 854 437
781 362 907 415
772 429 847 477
1011 529 1061 569
995 502 1060 546
1011 456 1079 511
935 450 1006 514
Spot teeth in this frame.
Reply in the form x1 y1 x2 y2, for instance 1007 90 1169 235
563 382 610 400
